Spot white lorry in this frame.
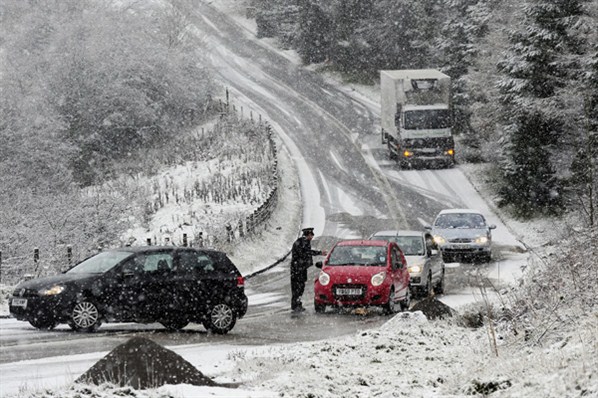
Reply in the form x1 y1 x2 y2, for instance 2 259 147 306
380 69 455 168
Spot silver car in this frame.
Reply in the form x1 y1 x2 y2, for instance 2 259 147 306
427 209 496 263
369 230 445 297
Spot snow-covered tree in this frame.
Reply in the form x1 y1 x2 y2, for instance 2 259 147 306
296 0 332 64
254 0 299 47
361 0 436 71
496 0 587 216
570 45 598 228
435 0 490 147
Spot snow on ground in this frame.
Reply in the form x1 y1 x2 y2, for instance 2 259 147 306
1 1 596 397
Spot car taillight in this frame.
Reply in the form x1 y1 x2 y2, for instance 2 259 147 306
237 276 245 287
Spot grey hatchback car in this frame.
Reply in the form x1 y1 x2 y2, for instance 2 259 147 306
369 230 445 297
427 209 496 263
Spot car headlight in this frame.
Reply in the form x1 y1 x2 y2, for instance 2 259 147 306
408 264 422 274
318 272 330 286
38 285 65 296
433 235 446 245
475 236 488 244
371 272 386 287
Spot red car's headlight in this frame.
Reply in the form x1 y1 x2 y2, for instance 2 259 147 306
371 272 386 287
318 272 330 286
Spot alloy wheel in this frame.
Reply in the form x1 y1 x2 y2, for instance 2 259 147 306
211 303 234 330
71 301 100 330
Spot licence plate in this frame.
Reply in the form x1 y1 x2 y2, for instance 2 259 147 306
11 298 27 308
336 288 362 296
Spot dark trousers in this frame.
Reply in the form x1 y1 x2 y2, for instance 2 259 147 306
291 276 306 310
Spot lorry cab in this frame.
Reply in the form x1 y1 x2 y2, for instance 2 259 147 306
380 69 455 168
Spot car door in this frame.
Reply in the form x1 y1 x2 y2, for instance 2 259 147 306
137 251 176 320
390 244 410 300
104 251 174 322
172 249 219 317
100 253 149 321
425 233 443 282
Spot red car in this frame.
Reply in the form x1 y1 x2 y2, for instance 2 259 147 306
314 240 411 314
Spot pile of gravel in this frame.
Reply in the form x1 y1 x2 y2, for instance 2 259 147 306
410 297 454 320
76 336 221 389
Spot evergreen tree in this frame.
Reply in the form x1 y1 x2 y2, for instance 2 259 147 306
361 0 437 72
328 0 374 74
570 46 598 227
296 0 332 64
435 0 490 145
496 0 586 216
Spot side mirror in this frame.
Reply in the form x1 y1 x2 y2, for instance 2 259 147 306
315 261 323 269
489 224 497 230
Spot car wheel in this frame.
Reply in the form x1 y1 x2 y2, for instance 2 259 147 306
160 319 189 331
399 289 411 311
382 288 397 315
29 317 58 330
425 273 432 297
434 270 445 295
69 300 101 332
314 302 326 313
204 303 237 334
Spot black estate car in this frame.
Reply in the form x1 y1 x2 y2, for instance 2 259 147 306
9 246 248 334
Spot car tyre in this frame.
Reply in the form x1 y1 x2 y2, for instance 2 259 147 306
314 302 326 313
204 303 237 334
424 273 432 297
29 317 58 330
69 300 101 332
382 288 397 315
160 319 189 331
434 270 445 295
399 289 411 311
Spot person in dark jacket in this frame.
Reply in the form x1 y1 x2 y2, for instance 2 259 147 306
290 227 326 312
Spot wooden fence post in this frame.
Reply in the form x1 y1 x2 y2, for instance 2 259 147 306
238 219 244 238
147 238 152 246
33 248 39 274
67 246 72 267
183 233 188 247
